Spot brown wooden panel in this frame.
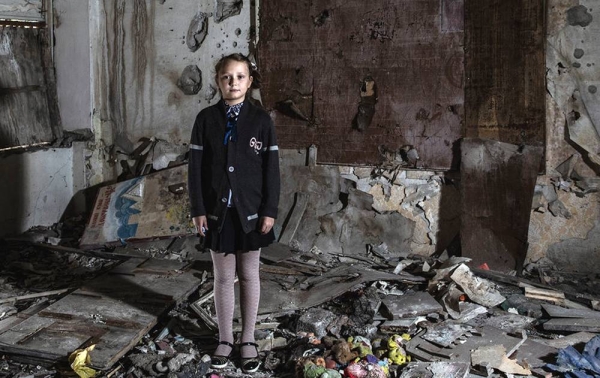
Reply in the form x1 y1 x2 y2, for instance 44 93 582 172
460 138 544 272
259 0 464 169
0 26 60 149
464 0 545 145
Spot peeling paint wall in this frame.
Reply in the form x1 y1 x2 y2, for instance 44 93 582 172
89 0 251 184
277 149 460 258
525 0 600 272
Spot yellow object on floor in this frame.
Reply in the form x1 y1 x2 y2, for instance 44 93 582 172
69 345 97 378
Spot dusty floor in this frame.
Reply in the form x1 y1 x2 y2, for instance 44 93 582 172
1 217 600 378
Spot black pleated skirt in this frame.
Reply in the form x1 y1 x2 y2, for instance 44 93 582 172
205 207 275 253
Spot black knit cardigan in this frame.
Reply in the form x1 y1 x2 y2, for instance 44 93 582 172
188 99 280 233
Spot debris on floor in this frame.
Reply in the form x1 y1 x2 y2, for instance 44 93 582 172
2 218 600 378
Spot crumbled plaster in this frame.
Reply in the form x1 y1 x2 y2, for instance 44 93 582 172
527 181 599 263
546 219 600 273
177 65 203 95
214 0 243 23
319 167 460 255
186 12 209 52
547 1 600 167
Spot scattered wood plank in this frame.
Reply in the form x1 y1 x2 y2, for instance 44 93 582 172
257 264 416 317
260 242 295 264
542 304 600 319
32 243 133 260
260 264 305 276
0 258 204 370
533 332 597 349
525 286 565 303
278 192 309 246
407 325 557 369
543 318 600 332
472 268 600 306
0 289 71 305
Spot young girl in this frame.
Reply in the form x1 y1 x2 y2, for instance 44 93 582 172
187 53 280 373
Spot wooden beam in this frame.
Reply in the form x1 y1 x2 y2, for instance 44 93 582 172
0 288 70 305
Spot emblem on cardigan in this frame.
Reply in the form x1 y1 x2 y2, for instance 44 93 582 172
249 137 263 154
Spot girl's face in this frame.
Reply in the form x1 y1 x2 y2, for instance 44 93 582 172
217 60 253 105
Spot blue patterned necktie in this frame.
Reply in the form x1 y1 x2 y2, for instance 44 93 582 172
224 102 243 145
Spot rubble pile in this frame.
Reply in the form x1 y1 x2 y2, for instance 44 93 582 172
2 219 600 378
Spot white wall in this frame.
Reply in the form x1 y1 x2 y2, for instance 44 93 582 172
0 148 76 236
54 0 91 132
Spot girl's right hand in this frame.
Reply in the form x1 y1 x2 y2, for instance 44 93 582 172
192 215 208 237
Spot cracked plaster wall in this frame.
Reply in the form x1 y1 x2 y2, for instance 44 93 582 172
0 147 78 237
277 150 461 258
88 0 251 184
525 0 600 270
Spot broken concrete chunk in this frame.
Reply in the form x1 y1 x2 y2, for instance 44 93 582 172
548 199 572 219
214 0 242 23
555 153 581 180
450 264 506 308
296 307 336 339
186 12 209 52
177 65 202 95
471 345 532 375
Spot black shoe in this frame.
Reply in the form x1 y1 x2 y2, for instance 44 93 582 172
240 342 261 373
211 340 234 369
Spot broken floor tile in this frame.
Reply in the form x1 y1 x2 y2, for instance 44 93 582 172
397 361 469 378
421 321 475 347
480 309 536 333
380 291 443 320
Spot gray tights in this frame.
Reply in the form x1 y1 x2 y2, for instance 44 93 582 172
211 249 260 359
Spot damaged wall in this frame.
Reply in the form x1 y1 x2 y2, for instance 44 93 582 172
0 144 86 236
258 0 464 169
2 0 599 270
274 0 600 269
89 0 251 184
277 149 461 258
526 0 600 272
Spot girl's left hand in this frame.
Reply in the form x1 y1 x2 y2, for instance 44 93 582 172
259 216 274 234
